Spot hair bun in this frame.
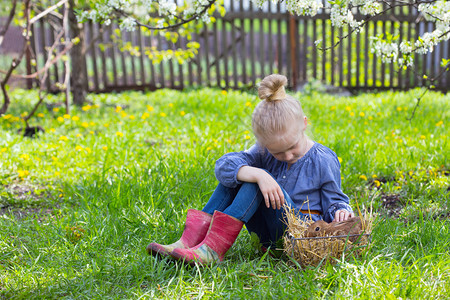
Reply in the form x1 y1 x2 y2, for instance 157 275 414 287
258 74 288 102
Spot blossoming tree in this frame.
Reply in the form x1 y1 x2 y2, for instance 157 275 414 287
80 0 450 74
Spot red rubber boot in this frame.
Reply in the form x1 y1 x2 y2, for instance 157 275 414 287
146 209 212 258
170 210 243 265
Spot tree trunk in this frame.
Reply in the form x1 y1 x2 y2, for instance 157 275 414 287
68 0 87 106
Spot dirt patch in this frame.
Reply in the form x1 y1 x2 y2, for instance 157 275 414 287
380 193 404 217
0 182 58 220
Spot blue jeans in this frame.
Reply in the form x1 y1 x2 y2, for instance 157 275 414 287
202 182 321 248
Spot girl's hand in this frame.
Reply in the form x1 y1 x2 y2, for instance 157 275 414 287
334 209 355 222
256 172 285 210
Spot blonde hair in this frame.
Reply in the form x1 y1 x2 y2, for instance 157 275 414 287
252 74 305 144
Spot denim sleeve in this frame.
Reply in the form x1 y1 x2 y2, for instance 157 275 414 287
215 144 263 188
319 153 353 223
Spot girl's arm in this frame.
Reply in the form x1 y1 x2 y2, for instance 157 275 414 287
237 166 285 210
319 150 354 222
214 144 263 188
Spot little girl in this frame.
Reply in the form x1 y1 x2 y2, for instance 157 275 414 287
147 74 354 264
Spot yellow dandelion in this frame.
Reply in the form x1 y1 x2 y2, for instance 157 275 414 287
181 159 186 163
359 112 365 117
72 116 80 121
82 105 91 111
53 107 60 112
338 157 343 163
115 106 122 113
37 113 44 118
89 131 94 135
102 146 108 151
397 107 402 111
55 171 61 176
57 117 64 123
84 147 92 153
160 112 167 117
141 112 150 120
180 111 186 116
147 105 154 112
18 170 29 178
244 135 251 140
1 147 7 153
345 106 351 111
20 154 30 160
50 128 56 132
51 156 58 161
75 145 83 151
81 122 89 128
374 180 381 187
104 123 109 128
89 121 95 126
116 131 124 137
129 115 136 120
420 135 426 139
221 90 227 95
359 175 368 180
368 116 373 120
350 112 355 117
76 133 82 138
206 146 213 151
63 114 70 119
351 135 355 139
330 106 336 111
120 111 128 118
169 103 174 108
59 135 68 141
372 174 378 178
245 102 252 107
365 129 370 135
436 120 444 127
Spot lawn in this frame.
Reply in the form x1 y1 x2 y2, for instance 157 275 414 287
0 87 449 298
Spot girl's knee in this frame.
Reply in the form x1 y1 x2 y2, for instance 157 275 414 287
240 182 260 192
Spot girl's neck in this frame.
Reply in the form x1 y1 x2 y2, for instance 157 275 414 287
288 138 314 169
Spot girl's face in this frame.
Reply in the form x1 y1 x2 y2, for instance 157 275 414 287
263 117 308 164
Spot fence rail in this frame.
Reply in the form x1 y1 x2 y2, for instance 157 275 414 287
29 0 450 93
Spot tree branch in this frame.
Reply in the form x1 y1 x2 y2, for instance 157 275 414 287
30 0 68 25
113 0 216 31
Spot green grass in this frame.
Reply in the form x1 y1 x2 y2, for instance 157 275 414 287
0 87 449 298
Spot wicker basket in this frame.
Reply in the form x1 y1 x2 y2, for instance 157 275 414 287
284 232 371 267
282 205 373 267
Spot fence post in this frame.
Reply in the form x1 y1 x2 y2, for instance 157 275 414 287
288 14 298 89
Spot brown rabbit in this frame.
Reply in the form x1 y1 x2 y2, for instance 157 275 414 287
305 217 363 242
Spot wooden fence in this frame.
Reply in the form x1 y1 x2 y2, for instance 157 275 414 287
29 0 450 93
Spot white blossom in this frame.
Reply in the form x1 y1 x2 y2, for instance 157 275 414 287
286 0 323 17
120 17 137 31
158 0 177 16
